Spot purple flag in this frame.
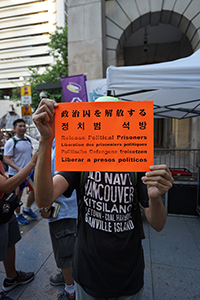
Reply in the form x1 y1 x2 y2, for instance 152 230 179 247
61 74 88 102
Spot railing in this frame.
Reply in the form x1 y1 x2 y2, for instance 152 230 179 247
154 148 200 178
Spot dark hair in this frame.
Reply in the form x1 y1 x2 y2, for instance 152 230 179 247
6 132 12 138
13 118 25 128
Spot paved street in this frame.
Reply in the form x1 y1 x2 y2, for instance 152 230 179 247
0 191 200 300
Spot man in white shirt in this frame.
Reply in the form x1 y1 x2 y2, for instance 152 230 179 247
4 119 37 225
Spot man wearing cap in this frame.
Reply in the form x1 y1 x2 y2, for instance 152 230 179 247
33 97 174 300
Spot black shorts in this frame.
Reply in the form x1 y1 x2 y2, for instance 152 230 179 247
49 218 76 269
0 214 21 261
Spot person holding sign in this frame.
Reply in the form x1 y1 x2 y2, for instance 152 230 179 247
33 97 174 300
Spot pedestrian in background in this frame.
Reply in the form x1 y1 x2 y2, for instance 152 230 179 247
5 132 12 142
4 119 37 225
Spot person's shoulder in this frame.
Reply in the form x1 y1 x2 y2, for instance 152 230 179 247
57 171 80 184
4 138 15 156
58 171 79 177
4 137 14 148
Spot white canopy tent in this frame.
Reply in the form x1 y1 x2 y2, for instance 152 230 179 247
106 50 200 119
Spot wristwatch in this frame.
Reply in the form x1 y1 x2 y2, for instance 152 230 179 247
43 207 51 213
43 206 55 217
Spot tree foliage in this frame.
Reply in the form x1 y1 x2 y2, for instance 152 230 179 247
11 26 68 111
0 90 4 99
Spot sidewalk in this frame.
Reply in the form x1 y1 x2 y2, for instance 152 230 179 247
0 191 200 300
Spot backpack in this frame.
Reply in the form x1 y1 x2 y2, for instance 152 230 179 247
12 136 32 149
78 171 145 239
0 169 22 224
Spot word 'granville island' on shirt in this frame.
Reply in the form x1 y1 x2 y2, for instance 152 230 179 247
84 171 137 233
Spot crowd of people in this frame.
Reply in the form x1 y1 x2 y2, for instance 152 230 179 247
0 96 174 300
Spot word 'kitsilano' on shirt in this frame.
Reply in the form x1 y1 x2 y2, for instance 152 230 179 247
83 172 136 233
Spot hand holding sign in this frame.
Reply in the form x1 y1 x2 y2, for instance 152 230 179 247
33 99 58 141
142 165 174 199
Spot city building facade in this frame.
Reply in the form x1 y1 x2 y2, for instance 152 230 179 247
0 0 67 93
68 0 200 149
1 0 200 148
0 0 67 122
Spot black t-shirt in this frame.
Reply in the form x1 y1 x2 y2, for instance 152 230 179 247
58 171 149 298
